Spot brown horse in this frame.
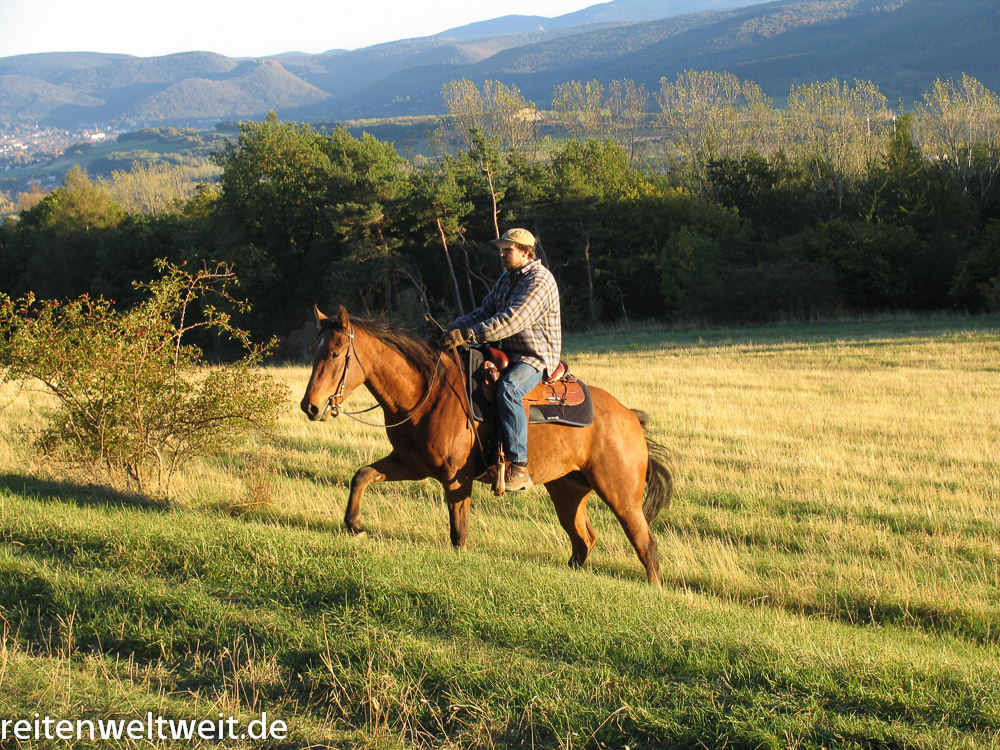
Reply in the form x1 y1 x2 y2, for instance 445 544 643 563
300 306 673 586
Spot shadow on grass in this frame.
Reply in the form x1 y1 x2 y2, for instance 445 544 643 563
670 574 1000 647
0 470 654 589
0 472 172 512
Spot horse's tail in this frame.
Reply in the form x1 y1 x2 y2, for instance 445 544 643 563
632 409 674 525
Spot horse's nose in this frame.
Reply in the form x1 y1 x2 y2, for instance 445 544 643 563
301 399 320 420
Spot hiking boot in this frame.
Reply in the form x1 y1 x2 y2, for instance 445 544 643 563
506 463 534 491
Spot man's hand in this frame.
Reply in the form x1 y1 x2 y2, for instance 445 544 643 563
439 328 472 350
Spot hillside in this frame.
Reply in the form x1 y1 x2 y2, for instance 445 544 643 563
0 75 103 123
1 0 998 128
123 59 330 121
337 0 1000 115
435 0 762 37
274 34 562 102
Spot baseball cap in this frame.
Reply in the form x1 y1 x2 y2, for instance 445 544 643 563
489 228 536 248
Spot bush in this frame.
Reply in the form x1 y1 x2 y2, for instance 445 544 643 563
950 220 1000 312
704 259 842 322
0 261 289 498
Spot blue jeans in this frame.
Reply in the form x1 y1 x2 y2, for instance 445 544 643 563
495 362 543 464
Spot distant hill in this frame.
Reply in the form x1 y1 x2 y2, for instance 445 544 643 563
434 0 761 37
122 59 330 121
0 74 103 122
329 0 1000 117
1 0 998 129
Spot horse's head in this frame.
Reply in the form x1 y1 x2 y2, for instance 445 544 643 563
300 305 366 421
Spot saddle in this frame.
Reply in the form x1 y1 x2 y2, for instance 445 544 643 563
466 347 594 428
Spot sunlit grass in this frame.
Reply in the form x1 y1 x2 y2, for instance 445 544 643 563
2 314 999 747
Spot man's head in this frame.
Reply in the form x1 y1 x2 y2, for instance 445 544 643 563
491 228 536 270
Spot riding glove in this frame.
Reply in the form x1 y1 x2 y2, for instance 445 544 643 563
439 328 472 350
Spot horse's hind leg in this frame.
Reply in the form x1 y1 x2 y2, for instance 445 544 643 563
616 506 662 588
545 475 597 569
586 470 662 588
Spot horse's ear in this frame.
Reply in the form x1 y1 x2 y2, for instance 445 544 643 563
313 305 328 330
337 305 350 330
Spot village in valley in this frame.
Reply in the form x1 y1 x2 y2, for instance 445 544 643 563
1 125 113 172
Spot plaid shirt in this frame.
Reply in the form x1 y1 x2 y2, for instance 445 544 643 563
451 259 562 375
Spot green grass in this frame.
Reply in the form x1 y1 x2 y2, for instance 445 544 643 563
1 314 999 748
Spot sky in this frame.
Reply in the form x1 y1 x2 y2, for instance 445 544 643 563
0 0 600 59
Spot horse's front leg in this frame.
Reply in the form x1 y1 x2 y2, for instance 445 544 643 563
345 453 423 536
446 492 471 548
441 464 476 548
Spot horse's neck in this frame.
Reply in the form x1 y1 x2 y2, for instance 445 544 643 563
355 332 430 416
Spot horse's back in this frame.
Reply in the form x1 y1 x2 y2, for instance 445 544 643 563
527 382 647 485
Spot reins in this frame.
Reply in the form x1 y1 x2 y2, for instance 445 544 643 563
321 324 443 429
425 314 490 469
317 319 489 470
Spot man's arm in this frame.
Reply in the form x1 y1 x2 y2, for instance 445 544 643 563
449 277 502 332
468 270 557 344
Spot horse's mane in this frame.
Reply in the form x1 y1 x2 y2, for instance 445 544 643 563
323 316 441 383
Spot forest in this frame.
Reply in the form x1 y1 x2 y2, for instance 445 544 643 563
2 71 999 350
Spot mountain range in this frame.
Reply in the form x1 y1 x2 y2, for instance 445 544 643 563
1 0 998 130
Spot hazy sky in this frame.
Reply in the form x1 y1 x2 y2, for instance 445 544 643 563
0 0 599 58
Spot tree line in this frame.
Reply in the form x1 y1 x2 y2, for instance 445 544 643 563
2 71 999 352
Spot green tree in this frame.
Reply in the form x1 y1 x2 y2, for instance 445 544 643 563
950 220 1000 311
780 218 916 310
546 139 648 324
322 128 414 317
214 113 336 262
915 74 1000 212
8 166 125 300
408 162 474 316
212 113 412 332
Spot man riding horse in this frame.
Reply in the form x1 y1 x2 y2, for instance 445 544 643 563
439 228 561 492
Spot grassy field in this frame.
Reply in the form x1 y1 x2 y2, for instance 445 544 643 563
1 314 999 748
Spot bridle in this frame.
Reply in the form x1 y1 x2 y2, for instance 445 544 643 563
319 325 359 420
317 324 443 428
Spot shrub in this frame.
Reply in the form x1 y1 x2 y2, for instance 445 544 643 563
950 220 1000 312
0 260 289 498
704 259 842 322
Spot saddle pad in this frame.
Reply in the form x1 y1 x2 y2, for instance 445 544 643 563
466 348 594 428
